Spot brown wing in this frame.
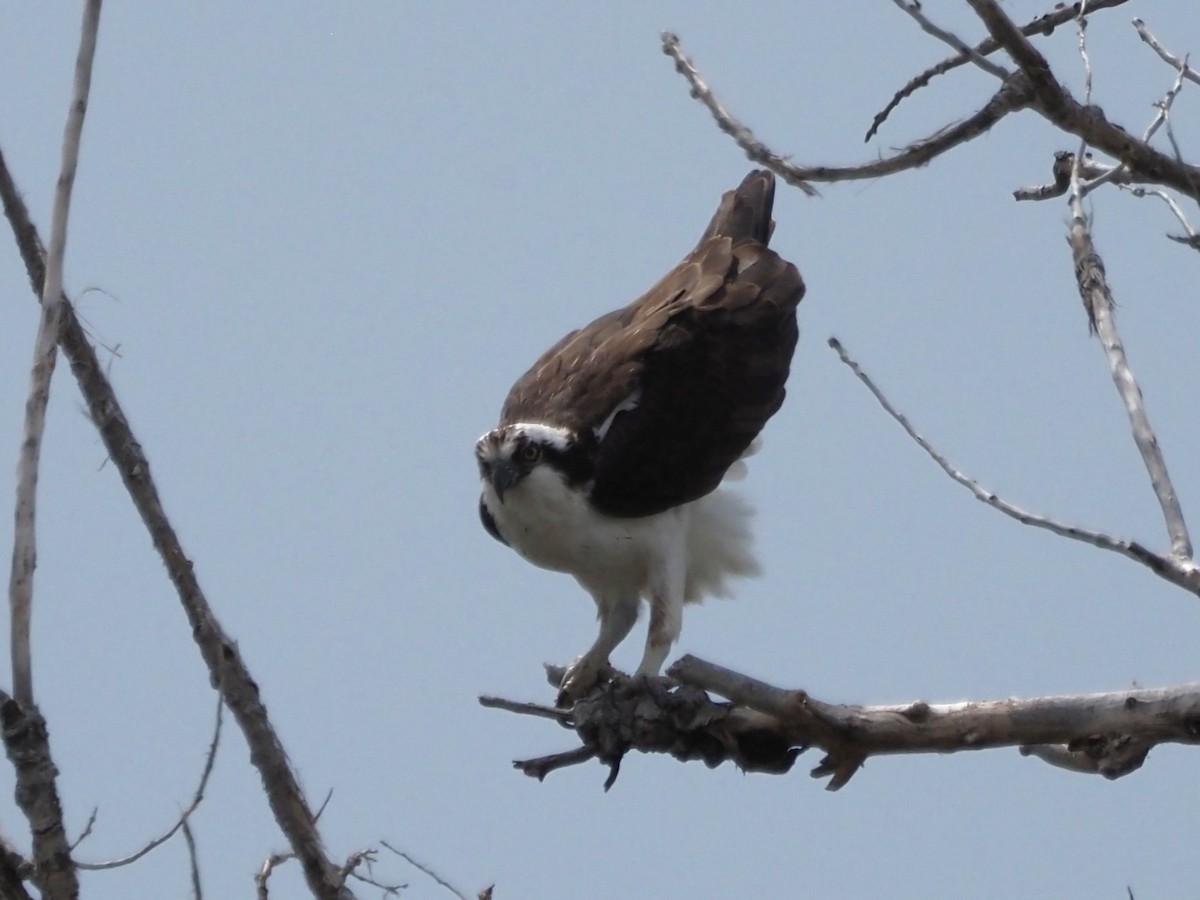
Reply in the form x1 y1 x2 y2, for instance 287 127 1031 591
501 170 806 517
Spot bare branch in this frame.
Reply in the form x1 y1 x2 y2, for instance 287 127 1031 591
889 1 1009 81
826 337 1200 593
9 0 101 716
1067 160 1194 564
1014 150 1120 200
477 695 573 724
0 695 75 899
486 659 1200 789
256 852 294 900
381 843 469 900
658 31 816 196
1133 18 1200 87
0 152 350 900
77 697 222 871
181 819 202 900
669 657 1200 785
661 29 1033 189
965 0 1200 200
867 0 1130 141
1120 185 1200 247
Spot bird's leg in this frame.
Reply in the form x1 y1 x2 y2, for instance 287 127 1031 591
637 582 683 677
558 593 638 703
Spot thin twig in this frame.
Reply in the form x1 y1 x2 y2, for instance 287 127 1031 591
827 338 1200 593
867 0 1130 141
1133 18 1200 86
890 1 1009 80
662 29 1032 190
256 852 294 900
77 697 223 870
1118 185 1199 247
659 31 817 196
381 842 470 900
182 819 202 900
69 807 98 851
478 695 574 723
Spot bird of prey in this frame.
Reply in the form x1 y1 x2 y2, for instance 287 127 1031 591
476 170 805 700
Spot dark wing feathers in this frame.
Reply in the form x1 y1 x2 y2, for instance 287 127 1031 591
500 170 805 518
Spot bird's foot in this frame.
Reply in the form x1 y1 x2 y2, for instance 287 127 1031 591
556 657 616 707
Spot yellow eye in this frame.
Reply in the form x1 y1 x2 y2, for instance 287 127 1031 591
520 443 541 463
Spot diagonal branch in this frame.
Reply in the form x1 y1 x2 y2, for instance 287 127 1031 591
0 138 352 900
1133 18 1200 87
1067 163 1194 563
827 337 1200 594
661 30 1033 190
867 0 1130 141
889 1 1010 81
965 0 1200 201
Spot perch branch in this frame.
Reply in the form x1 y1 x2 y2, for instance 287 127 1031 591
965 0 1200 201
827 338 1200 593
662 29 1033 190
0 130 350 900
485 658 1200 789
867 0 1129 141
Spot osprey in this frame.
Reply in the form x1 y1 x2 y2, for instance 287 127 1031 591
476 170 805 700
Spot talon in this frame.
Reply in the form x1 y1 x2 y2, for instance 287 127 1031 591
557 657 616 705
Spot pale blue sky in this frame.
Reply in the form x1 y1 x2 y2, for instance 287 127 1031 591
2 4 1199 898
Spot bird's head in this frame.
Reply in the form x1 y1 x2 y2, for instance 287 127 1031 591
475 423 590 503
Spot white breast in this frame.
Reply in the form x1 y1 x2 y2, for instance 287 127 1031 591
480 465 759 602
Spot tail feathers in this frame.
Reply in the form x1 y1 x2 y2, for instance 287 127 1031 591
696 170 776 248
684 488 760 602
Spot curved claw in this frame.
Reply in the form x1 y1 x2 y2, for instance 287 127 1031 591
556 657 616 707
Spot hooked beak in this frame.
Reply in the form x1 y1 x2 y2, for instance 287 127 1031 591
488 459 522 502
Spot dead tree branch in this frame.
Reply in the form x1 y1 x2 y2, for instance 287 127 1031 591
661 30 1034 189
76 698 222 872
1067 153 1194 564
867 0 1130 141
0 692 75 899
484 660 1200 790
0 94 351 900
1134 18 1200 87
9 0 102 713
826 337 1200 594
965 0 1200 201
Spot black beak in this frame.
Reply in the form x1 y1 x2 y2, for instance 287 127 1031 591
489 459 522 501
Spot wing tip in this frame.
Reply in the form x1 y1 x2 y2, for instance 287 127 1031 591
697 170 776 248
